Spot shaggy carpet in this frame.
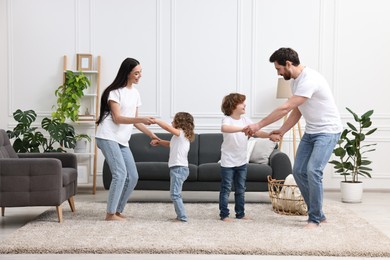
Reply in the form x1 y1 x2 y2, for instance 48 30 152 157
1 201 390 256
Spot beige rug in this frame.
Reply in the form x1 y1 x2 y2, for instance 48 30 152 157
1 201 390 256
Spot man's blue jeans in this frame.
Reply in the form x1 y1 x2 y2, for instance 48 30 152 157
293 132 340 224
170 166 189 222
219 164 247 220
96 138 138 214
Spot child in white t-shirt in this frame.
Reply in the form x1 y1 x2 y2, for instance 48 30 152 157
150 112 195 222
219 93 278 221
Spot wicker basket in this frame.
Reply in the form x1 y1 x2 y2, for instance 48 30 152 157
267 175 307 216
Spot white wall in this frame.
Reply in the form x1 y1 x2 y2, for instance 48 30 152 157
1 0 389 190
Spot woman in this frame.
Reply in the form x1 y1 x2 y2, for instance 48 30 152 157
96 58 158 221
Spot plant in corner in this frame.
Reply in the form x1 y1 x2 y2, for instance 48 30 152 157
52 70 91 123
328 107 377 203
7 109 80 152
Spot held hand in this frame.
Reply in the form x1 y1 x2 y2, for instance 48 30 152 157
269 129 283 142
141 117 155 125
269 133 282 142
150 139 159 146
270 129 280 135
243 123 260 136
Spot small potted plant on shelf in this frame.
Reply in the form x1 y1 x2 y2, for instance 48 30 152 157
52 70 91 123
329 107 377 203
74 134 92 153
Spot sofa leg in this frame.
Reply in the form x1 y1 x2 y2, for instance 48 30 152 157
68 196 76 212
56 205 63 223
1 207 4 216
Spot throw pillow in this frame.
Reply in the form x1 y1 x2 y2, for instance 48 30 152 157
249 138 276 164
246 138 258 163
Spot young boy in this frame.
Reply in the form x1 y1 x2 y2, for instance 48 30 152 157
219 93 278 221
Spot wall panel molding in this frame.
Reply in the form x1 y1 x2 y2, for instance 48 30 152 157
170 0 241 119
249 0 258 118
7 0 13 117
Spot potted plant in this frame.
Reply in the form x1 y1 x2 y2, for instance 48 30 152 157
74 134 92 153
7 109 85 153
52 70 91 123
329 107 377 203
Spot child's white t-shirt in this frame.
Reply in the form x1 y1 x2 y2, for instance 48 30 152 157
168 130 190 168
96 86 141 146
220 116 252 168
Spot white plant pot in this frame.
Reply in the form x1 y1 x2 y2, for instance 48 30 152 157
340 181 363 203
74 140 87 153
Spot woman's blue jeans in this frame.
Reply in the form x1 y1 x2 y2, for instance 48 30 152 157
96 138 138 214
170 166 189 221
219 164 247 220
293 132 340 224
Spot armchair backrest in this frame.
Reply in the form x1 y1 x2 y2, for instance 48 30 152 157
0 129 18 159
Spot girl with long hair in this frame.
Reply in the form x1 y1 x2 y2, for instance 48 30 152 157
150 112 195 222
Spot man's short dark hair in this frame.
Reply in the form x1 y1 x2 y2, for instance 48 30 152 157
269 47 300 66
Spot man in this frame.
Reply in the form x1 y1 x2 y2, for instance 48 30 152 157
244 47 342 228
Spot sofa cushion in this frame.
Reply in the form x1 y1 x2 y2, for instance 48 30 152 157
61 167 78 186
130 134 170 162
136 162 198 181
198 163 221 181
198 134 223 164
198 163 273 182
249 139 276 164
246 163 273 182
129 133 199 165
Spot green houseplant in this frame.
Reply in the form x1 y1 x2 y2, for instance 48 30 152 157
7 109 88 153
328 107 377 202
52 70 91 123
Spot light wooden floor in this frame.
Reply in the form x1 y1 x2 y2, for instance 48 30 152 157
1 188 390 260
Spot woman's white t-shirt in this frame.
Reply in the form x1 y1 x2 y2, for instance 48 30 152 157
292 67 342 134
168 130 190 168
220 116 252 168
96 86 141 146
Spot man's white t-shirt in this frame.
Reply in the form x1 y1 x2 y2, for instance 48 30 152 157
96 86 141 146
168 130 190 168
220 116 252 168
292 67 342 134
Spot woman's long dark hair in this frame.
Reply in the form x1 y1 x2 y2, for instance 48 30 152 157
96 58 140 125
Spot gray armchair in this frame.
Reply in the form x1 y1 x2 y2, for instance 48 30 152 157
0 129 78 223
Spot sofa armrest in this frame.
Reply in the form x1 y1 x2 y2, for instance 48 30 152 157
269 149 292 180
0 158 63 191
17 152 77 169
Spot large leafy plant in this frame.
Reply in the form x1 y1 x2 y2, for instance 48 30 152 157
52 70 91 122
7 109 88 152
329 107 377 183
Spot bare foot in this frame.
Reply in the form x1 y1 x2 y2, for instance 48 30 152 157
105 213 125 221
170 218 187 223
307 219 327 224
239 216 251 220
115 212 126 219
304 222 319 229
306 219 328 224
221 217 234 222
